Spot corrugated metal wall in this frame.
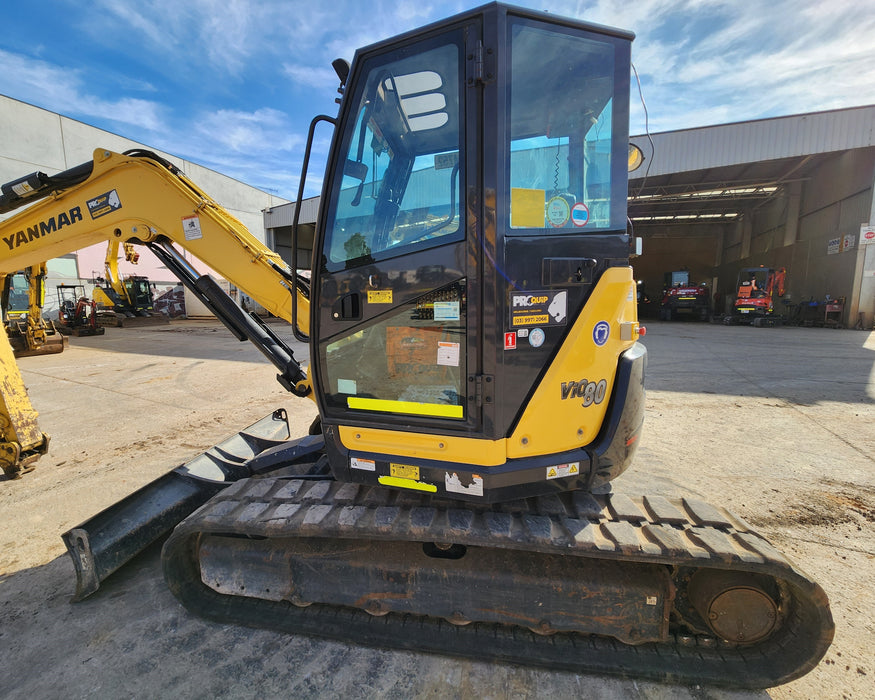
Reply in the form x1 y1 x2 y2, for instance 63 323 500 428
632 105 875 176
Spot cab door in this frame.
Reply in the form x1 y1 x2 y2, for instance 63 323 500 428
312 23 481 439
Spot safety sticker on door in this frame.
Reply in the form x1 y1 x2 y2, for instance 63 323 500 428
367 290 393 304
510 290 567 327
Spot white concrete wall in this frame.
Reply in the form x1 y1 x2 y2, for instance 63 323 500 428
1 94 288 317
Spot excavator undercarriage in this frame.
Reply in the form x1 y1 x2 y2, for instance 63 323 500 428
160 451 832 688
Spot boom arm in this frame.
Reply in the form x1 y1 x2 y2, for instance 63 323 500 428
0 149 311 395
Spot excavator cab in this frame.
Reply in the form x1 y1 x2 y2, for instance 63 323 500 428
2 271 30 321
311 3 642 500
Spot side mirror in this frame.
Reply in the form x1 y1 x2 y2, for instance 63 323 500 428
332 59 350 87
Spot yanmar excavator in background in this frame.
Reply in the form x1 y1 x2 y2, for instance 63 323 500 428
1 263 68 356
0 3 832 688
91 241 168 326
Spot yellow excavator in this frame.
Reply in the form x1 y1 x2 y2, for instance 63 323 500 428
91 240 169 326
1 263 68 356
0 3 833 688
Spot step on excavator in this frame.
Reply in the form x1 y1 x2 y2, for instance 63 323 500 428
0 3 832 687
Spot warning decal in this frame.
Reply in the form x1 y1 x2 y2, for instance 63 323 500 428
546 462 580 480
351 457 375 471
182 214 202 240
445 472 484 497
367 290 393 304
390 463 419 480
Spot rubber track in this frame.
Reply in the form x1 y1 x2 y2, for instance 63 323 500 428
162 478 834 688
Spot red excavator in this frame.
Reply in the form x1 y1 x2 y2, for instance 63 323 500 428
659 270 711 321
56 284 105 336
728 266 786 325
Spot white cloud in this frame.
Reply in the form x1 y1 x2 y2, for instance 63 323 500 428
622 0 875 132
194 107 304 154
0 49 166 132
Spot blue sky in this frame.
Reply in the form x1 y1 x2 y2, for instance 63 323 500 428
2 0 874 198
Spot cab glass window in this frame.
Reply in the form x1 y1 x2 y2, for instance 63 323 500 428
323 41 463 270
507 20 624 232
323 281 466 419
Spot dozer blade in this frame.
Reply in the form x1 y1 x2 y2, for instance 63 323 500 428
62 409 292 601
10 333 68 357
113 312 170 327
162 478 834 689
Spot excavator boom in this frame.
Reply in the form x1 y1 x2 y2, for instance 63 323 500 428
0 148 311 395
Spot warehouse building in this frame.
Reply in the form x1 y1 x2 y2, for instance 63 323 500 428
265 104 875 329
2 93 874 328
628 105 875 328
0 94 289 317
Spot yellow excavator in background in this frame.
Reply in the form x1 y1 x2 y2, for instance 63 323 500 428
91 241 169 326
0 3 833 688
1 263 68 356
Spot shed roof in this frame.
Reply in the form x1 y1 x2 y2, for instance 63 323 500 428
628 105 875 226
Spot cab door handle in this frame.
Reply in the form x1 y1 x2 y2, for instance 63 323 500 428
332 292 361 320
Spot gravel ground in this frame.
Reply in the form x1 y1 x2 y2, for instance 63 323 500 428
1 319 872 699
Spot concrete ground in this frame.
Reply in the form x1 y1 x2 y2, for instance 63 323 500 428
1 319 872 699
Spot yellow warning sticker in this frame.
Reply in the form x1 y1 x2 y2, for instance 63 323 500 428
368 290 393 304
546 462 580 480
510 187 546 228
390 463 420 480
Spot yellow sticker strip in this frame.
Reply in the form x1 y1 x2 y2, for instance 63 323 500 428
347 396 464 418
378 476 438 492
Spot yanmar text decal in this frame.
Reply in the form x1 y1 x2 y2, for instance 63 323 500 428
3 207 83 250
